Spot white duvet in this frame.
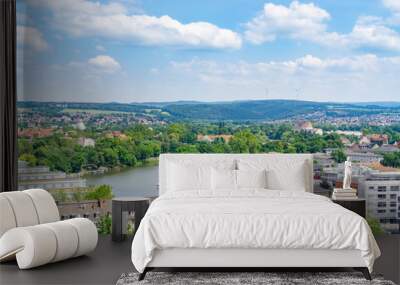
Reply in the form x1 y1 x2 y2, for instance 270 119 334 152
131 190 380 273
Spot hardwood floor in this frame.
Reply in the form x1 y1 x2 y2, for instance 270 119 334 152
1 235 399 285
0 236 134 285
374 234 400 284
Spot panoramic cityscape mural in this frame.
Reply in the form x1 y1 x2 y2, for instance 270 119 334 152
16 0 400 234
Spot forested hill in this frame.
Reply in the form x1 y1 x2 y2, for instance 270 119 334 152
163 100 326 120
18 100 400 121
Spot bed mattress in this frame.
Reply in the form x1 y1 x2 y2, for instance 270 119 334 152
131 190 380 273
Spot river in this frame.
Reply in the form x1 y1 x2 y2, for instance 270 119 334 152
86 165 159 197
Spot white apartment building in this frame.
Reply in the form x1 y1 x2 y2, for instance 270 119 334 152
320 167 338 187
19 170 67 181
17 160 87 191
359 172 400 233
18 178 87 191
346 152 383 163
313 153 335 178
321 163 376 188
78 137 96 147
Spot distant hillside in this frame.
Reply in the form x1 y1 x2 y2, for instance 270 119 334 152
18 101 155 113
17 100 400 122
163 100 327 121
134 100 203 107
351 102 400 108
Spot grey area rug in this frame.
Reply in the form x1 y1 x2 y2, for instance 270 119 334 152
116 272 396 285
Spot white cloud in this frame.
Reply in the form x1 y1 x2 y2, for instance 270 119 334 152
383 0 400 14
383 0 400 25
27 0 242 49
244 1 400 51
244 1 345 45
88 55 121 73
96 45 106 51
294 54 381 71
172 54 383 79
50 55 121 79
17 25 48 51
350 17 400 51
169 54 400 101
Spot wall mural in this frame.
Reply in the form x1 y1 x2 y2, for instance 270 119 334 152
17 0 400 235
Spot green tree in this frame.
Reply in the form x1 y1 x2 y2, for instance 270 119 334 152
126 124 154 142
366 217 385 236
85 147 101 167
19 153 37 166
85 184 113 200
230 130 262 153
263 141 284 153
52 190 68 202
176 144 199 153
167 123 186 142
146 141 161 157
117 147 137 167
136 142 155 160
331 149 347 163
293 142 307 153
230 136 249 153
196 141 213 153
71 151 86 172
382 152 400 168
18 138 34 155
97 213 112 235
102 148 118 167
284 144 297 153
210 141 232 153
73 191 84 202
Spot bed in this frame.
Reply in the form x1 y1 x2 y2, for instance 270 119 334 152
131 154 381 280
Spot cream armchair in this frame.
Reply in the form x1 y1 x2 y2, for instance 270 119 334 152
0 189 98 269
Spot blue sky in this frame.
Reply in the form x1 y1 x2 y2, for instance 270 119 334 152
17 0 400 103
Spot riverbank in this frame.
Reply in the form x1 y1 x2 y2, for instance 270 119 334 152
86 163 159 197
82 157 159 178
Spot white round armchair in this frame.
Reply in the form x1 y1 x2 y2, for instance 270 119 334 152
0 189 98 269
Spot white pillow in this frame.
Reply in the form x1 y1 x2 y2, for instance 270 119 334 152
237 158 310 191
212 168 237 190
266 162 307 191
167 162 212 191
236 169 267 189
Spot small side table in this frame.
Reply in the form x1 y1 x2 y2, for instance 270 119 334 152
112 197 153 242
332 198 366 218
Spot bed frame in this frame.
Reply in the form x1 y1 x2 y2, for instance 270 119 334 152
138 154 372 281
138 248 371 280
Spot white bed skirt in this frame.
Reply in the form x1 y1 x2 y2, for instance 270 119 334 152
148 248 366 268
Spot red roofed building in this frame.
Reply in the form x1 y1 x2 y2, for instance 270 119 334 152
368 134 389 146
18 128 54 138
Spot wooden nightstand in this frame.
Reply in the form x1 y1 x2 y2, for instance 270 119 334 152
332 198 366 218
